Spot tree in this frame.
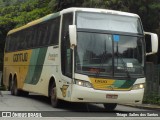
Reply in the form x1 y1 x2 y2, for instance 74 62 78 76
49 0 84 11
0 0 52 71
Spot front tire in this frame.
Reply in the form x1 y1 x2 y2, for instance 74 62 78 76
103 103 117 111
50 83 61 108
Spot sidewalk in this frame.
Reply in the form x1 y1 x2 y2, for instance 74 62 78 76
122 103 160 110
0 91 3 97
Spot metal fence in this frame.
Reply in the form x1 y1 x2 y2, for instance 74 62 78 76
0 71 2 87
145 63 160 96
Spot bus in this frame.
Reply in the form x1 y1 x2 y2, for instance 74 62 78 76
3 7 158 110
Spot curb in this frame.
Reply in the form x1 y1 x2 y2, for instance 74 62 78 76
121 104 160 110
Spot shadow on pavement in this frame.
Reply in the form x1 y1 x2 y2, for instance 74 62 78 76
26 94 126 113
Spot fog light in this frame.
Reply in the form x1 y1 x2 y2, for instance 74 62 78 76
84 81 92 88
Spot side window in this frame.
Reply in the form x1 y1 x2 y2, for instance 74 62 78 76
6 34 18 52
49 17 60 45
24 29 32 49
37 24 44 47
5 17 61 52
38 23 48 47
5 36 11 52
43 23 49 45
16 31 20 50
18 30 27 50
11 34 19 51
32 26 38 48
61 13 73 77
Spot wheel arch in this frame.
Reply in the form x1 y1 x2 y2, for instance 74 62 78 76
13 73 17 80
13 73 18 88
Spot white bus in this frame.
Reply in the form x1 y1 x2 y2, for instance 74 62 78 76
3 7 158 110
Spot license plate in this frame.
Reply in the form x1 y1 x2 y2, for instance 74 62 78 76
106 94 118 99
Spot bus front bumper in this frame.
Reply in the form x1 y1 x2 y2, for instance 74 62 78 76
71 85 144 104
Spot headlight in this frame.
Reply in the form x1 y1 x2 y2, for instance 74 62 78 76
75 79 92 88
132 83 145 90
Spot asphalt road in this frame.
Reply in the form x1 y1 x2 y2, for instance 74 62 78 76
0 91 159 120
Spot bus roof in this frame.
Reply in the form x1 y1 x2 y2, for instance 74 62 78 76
8 7 139 35
60 7 139 18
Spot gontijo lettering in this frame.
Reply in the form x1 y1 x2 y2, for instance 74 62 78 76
13 53 28 62
95 79 107 83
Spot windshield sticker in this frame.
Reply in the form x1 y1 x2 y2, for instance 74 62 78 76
113 35 120 42
127 63 133 67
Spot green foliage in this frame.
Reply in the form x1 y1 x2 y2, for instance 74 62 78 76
0 0 52 71
14 7 50 27
0 0 52 28
143 92 160 105
0 17 16 32
0 0 52 42
0 0 17 7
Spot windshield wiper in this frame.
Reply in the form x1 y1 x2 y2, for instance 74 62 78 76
116 53 131 79
95 51 107 78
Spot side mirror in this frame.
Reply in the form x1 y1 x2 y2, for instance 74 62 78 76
69 25 77 49
144 32 158 56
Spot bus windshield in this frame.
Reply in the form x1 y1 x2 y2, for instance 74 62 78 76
75 32 144 78
76 12 143 34
75 12 144 78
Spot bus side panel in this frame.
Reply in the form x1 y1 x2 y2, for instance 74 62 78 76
23 46 61 97
3 50 33 89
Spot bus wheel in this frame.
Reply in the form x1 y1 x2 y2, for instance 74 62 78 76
11 78 20 96
103 103 117 111
10 79 14 95
50 83 60 108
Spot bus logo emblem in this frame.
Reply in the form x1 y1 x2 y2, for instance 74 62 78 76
60 85 69 97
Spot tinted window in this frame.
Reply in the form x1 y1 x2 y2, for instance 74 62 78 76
5 16 60 52
61 13 73 77
49 17 60 45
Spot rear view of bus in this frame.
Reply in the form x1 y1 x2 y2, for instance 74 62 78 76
67 8 158 110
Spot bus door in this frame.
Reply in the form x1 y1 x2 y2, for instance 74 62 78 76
60 13 73 100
